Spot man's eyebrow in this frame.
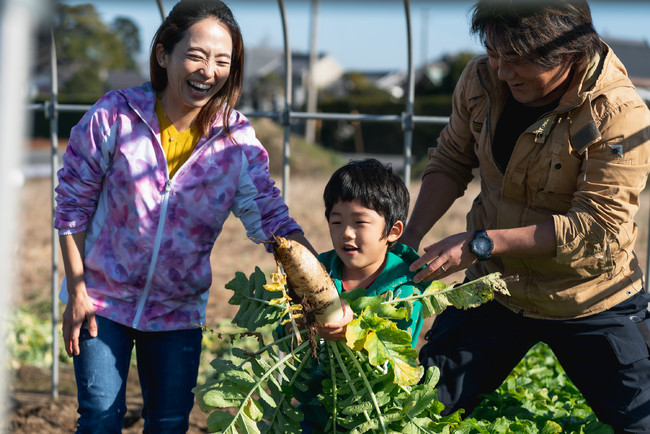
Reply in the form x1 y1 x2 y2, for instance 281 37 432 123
484 42 519 58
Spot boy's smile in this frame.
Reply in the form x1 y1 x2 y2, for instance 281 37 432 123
328 200 402 287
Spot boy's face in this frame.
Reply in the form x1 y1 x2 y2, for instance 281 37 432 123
328 200 402 280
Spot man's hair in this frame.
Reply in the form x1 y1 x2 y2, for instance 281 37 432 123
323 159 409 250
470 0 602 68
149 0 244 138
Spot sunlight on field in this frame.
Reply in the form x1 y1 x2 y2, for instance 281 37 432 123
15 174 650 331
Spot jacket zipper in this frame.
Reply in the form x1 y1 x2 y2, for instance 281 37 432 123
132 179 173 328
124 97 223 328
125 99 175 329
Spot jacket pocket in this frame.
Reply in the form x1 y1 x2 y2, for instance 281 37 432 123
533 140 582 207
605 313 650 365
556 213 615 278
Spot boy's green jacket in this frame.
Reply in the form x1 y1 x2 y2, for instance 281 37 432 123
317 242 425 347
288 243 426 431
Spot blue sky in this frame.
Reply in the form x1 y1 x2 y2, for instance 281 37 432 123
60 0 650 72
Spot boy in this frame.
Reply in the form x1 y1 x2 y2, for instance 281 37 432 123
294 158 425 432
297 158 425 432
315 158 423 346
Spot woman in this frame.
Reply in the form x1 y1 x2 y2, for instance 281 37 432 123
54 0 312 432
401 0 650 431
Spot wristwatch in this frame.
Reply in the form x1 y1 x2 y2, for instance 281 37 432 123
469 229 493 261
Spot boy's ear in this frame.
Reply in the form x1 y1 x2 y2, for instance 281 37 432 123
387 220 404 242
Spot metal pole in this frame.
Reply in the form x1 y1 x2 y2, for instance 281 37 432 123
48 26 60 400
278 0 292 203
402 0 415 186
0 0 47 407
304 0 319 144
420 7 429 67
155 0 166 20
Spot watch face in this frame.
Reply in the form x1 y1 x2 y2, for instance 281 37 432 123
474 237 491 253
471 232 493 261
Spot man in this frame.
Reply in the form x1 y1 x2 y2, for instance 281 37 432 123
401 1 650 431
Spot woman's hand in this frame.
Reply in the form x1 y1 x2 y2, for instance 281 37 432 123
409 232 476 283
315 300 354 341
60 232 97 357
62 283 97 357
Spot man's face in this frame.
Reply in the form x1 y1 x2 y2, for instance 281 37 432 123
485 34 572 107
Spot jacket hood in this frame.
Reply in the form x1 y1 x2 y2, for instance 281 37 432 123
560 42 634 110
116 82 234 140
473 42 637 154
473 42 632 110
117 82 158 128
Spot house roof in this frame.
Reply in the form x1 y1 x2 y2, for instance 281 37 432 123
244 47 329 79
106 70 147 90
605 38 650 84
243 47 343 90
244 47 284 83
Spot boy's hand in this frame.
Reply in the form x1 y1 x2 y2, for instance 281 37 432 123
316 300 354 341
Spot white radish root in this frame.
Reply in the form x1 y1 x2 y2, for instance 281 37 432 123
271 235 343 326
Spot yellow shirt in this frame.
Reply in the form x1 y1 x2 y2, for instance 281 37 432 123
155 98 201 178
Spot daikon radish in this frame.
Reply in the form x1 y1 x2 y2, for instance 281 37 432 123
271 235 343 325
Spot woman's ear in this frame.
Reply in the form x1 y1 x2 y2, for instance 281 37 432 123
387 220 404 242
155 43 168 68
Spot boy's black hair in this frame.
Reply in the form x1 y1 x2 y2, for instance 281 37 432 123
323 158 409 250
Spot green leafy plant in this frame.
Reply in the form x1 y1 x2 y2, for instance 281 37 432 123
466 342 613 433
193 267 510 433
5 309 69 369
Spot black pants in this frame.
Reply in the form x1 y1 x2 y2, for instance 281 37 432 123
419 292 650 433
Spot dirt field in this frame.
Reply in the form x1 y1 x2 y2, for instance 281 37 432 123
5 162 650 432
3 169 474 433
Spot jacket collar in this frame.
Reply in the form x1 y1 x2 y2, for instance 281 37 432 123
117 82 233 145
117 82 158 128
323 243 419 296
476 42 633 154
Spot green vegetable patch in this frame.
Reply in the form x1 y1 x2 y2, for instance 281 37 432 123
195 268 588 433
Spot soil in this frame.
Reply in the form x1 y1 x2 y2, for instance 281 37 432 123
6 144 648 432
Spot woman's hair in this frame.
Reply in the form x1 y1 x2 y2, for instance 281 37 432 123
149 0 244 137
470 0 602 68
323 159 409 250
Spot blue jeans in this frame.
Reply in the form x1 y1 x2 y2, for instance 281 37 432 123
73 315 203 433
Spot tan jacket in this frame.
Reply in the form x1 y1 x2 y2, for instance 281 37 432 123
424 43 650 319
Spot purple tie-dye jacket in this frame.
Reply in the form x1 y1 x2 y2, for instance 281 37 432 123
54 82 302 331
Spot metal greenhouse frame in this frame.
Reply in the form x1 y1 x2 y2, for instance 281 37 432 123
29 0 449 398
23 0 650 402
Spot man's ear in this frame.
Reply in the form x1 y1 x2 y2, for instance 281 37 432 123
387 220 404 242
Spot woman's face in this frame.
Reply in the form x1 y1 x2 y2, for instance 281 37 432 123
156 17 232 119
485 34 572 107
